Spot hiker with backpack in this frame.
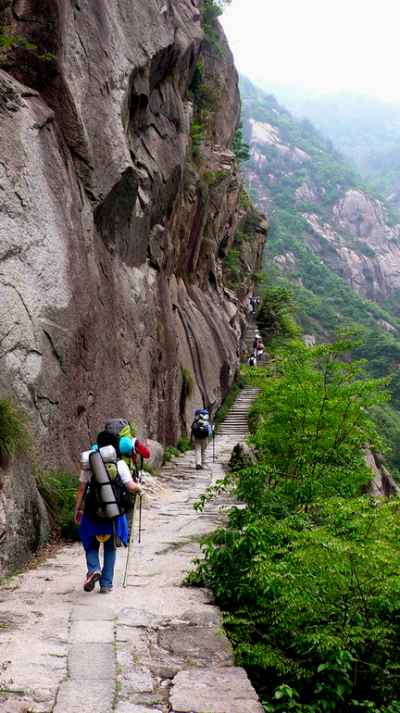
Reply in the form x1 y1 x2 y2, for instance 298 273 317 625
74 420 150 594
247 355 257 367
253 333 261 357
190 409 213 470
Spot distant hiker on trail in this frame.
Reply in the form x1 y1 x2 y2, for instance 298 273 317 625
253 333 261 357
247 355 257 366
190 409 213 470
257 340 264 362
250 296 256 313
74 425 150 594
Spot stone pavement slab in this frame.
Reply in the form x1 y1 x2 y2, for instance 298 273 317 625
53 680 115 713
170 667 264 713
68 642 115 679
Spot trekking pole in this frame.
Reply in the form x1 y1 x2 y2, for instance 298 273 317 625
123 491 138 588
123 459 140 588
212 425 215 462
138 455 143 544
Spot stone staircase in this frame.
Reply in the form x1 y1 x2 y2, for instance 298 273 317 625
217 384 260 438
244 311 259 357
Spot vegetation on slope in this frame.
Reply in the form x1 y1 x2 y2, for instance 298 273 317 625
190 335 400 712
262 84 400 203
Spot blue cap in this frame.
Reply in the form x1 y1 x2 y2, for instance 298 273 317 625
119 436 133 455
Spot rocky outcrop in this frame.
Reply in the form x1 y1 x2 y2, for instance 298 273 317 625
244 99 400 303
365 450 400 498
0 1 267 573
0 458 50 574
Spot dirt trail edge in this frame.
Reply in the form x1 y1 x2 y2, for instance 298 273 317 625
0 389 262 713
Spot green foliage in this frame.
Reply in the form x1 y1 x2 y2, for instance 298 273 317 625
202 169 230 192
201 0 231 52
162 445 180 463
176 434 193 452
257 287 300 343
223 247 242 288
239 190 252 208
190 121 204 158
190 336 399 711
0 399 31 469
0 25 57 60
251 336 388 500
36 470 79 540
0 25 37 52
232 121 251 165
189 57 222 161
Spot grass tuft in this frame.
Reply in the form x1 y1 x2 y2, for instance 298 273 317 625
35 470 79 540
0 399 31 469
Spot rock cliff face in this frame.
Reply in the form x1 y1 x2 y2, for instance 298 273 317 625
0 1 266 573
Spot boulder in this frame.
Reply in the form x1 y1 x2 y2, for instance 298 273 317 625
146 440 164 471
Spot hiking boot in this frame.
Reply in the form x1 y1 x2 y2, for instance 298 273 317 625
83 570 101 592
100 585 113 594
196 464 202 470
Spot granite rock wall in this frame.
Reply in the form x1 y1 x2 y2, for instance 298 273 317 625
0 0 266 572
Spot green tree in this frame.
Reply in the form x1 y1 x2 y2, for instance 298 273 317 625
232 121 251 164
257 286 299 341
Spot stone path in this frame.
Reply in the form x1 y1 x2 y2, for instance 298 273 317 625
244 312 258 357
0 393 262 713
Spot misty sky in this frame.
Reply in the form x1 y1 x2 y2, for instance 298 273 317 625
220 0 400 104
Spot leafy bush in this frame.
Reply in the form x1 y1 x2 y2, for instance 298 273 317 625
176 434 193 452
257 286 300 342
223 247 242 287
0 399 31 469
189 336 398 711
162 445 180 463
190 121 204 158
36 470 79 540
201 0 231 51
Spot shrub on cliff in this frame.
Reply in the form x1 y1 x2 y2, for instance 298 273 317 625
0 399 31 469
201 0 231 51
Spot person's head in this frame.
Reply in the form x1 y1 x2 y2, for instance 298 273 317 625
119 436 133 456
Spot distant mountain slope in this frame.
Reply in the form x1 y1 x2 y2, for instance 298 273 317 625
240 76 400 476
240 76 400 303
251 79 400 207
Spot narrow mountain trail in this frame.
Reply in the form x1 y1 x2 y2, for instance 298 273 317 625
0 350 261 713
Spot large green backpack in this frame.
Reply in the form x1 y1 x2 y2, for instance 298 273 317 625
84 448 128 521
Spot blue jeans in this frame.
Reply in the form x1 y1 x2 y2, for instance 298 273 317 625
86 537 116 588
